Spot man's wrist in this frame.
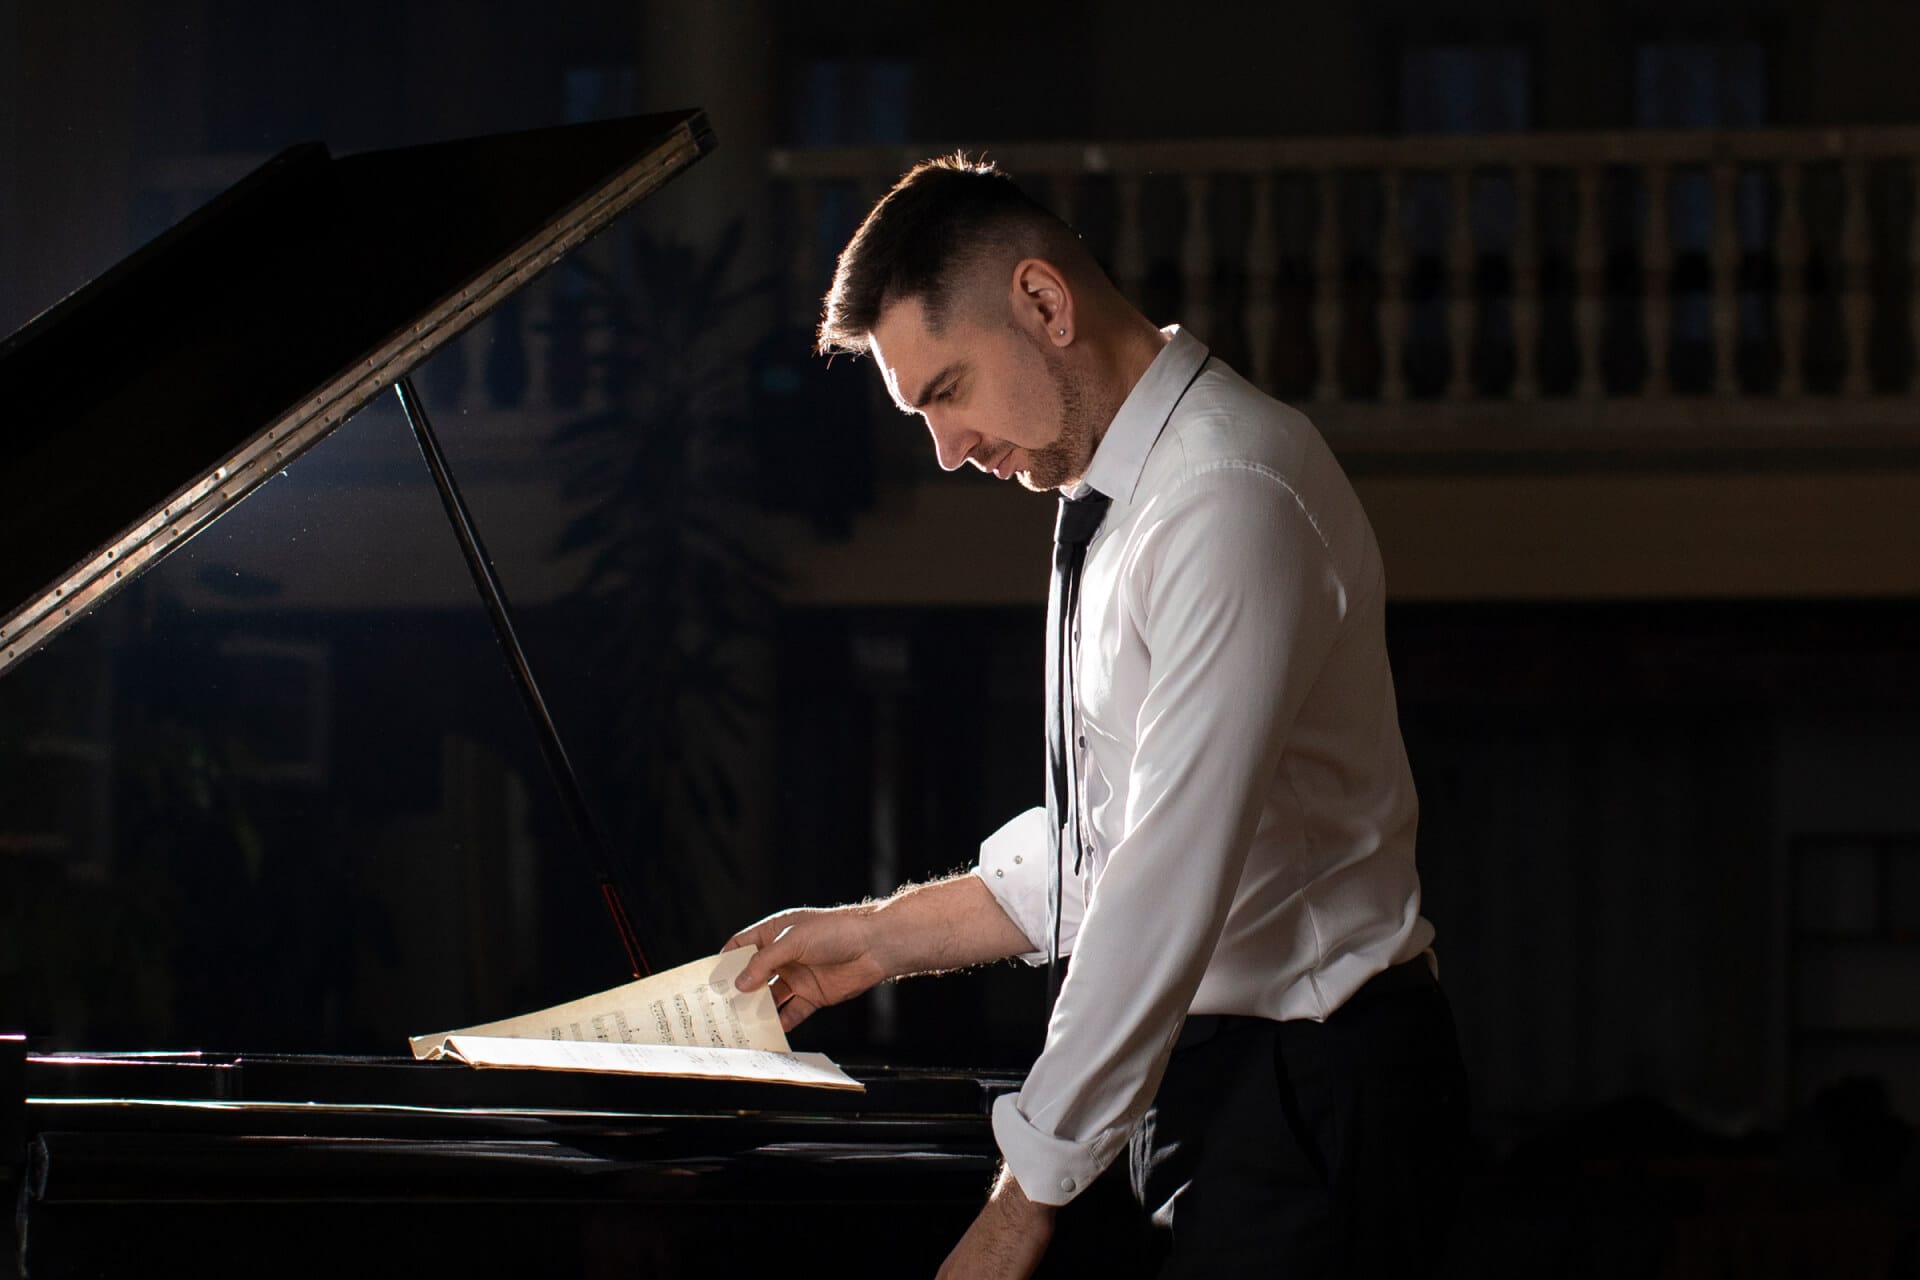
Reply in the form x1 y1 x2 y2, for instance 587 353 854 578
874 873 1036 980
843 900 900 983
992 1164 1057 1219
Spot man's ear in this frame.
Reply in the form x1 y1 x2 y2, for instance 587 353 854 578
1009 258 1075 347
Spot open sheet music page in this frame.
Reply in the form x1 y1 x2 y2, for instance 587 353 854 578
407 948 861 1091
433 1037 863 1091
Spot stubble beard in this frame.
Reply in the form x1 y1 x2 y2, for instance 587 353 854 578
1017 356 1107 493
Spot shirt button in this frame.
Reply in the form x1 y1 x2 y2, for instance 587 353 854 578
1077 735 1087 749
1059 1177 1077 1194
995 869 1005 878
1013 855 1023 864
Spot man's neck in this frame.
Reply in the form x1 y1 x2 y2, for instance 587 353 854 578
1084 314 1173 459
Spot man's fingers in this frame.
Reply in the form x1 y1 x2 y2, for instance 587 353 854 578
733 920 799 991
756 950 819 1031
778 994 817 1033
722 915 783 956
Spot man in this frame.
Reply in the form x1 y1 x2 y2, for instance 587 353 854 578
726 156 1467 1278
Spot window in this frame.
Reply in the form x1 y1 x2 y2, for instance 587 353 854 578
1401 45 1532 136
1399 46 1534 396
1634 42 1771 380
794 59 914 146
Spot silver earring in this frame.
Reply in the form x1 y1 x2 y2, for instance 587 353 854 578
1057 328 1066 336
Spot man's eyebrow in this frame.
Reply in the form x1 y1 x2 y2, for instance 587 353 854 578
908 362 965 410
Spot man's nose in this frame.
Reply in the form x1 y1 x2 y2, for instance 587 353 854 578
925 415 979 472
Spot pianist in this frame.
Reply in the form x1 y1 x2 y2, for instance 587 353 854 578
727 155 1468 1279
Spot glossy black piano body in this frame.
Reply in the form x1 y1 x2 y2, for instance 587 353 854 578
0 111 1155 1277
10 1040 1033 1275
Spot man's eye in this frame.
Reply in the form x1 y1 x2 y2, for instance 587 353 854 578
936 385 957 402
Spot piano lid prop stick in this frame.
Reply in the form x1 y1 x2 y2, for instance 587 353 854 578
394 375 651 979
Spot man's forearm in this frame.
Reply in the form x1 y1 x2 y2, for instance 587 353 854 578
869 872 1034 979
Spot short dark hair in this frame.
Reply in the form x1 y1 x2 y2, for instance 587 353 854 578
816 153 1076 356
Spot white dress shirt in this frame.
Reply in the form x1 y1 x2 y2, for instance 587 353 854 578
973 327 1434 1206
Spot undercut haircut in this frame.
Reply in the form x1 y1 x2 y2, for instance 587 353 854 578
816 153 1085 357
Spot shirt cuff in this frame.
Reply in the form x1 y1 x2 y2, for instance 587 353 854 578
972 807 1082 965
992 1090 1131 1207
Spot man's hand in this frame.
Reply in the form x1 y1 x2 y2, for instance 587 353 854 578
725 876 1034 1033
723 905 889 1033
937 1166 1056 1280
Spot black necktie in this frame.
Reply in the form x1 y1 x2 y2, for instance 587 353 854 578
1046 489 1111 1015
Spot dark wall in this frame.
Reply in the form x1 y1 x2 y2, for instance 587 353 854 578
773 600 1920 1134
6 6 1920 1248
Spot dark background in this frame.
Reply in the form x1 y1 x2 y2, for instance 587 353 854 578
4 1 1920 1273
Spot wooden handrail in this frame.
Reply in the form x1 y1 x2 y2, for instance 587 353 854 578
769 125 1920 179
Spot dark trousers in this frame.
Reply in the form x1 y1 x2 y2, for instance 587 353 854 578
1128 965 1469 1278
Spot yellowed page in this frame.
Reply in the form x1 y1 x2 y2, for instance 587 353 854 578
435 1035 863 1092
409 948 785 1059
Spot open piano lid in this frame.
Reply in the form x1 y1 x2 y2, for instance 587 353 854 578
0 108 714 679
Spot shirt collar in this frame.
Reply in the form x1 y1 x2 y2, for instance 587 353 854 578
1077 325 1210 505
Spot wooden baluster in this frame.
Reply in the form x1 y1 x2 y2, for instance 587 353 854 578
1378 169 1407 403
1181 173 1214 343
1511 165 1539 401
1776 162 1807 397
482 318 511 407
1911 158 1920 394
1116 174 1146 305
470 320 496 405
524 279 551 407
575 231 613 413
1711 161 1742 397
1642 163 1671 398
1313 170 1342 402
790 178 821 336
1575 165 1605 400
1446 167 1475 400
1841 156 1872 396
1245 172 1279 392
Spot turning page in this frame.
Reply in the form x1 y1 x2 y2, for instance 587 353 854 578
408 947 862 1091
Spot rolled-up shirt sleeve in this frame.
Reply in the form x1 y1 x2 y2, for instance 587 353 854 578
994 461 1348 1205
972 806 1089 965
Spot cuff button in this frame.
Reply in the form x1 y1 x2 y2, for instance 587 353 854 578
1059 1177 1077 1193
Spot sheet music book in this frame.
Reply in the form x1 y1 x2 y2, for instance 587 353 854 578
409 947 863 1092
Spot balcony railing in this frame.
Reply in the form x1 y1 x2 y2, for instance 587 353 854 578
138 130 1920 454
770 127 1920 450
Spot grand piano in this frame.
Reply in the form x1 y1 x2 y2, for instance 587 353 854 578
0 110 1147 1277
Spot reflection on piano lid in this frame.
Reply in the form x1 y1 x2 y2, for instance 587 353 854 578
0 108 713 681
